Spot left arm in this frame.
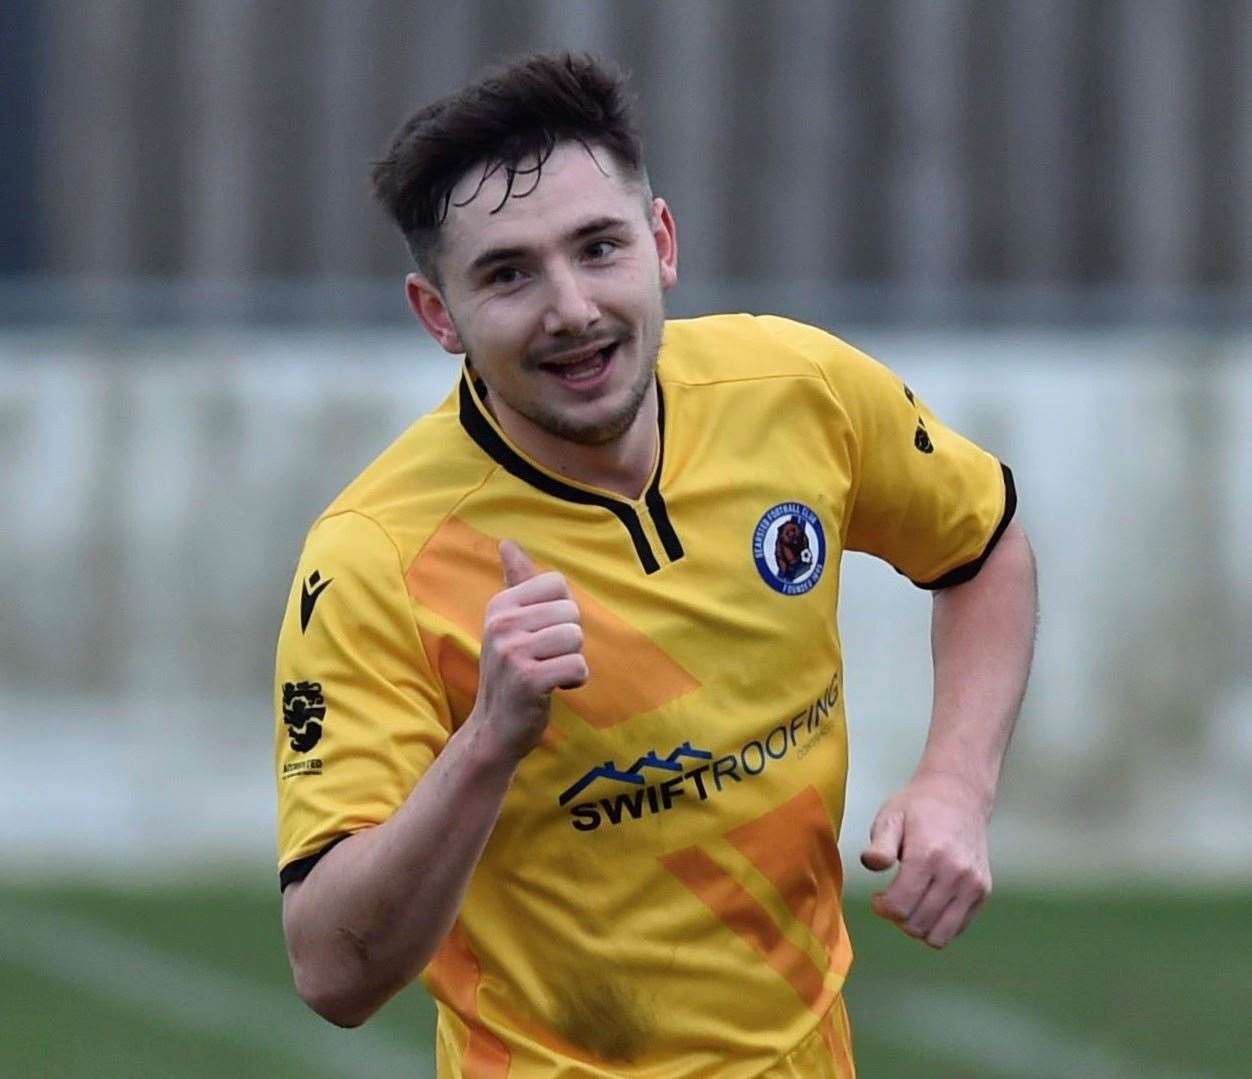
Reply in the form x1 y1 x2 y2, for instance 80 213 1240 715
860 519 1038 948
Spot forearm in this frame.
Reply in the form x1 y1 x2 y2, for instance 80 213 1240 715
915 520 1037 815
281 544 584 1026
283 714 520 1027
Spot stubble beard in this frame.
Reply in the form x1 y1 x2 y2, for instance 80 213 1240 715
529 329 659 446
484 308 662 446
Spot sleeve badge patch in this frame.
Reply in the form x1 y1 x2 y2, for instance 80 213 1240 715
282 680 326 753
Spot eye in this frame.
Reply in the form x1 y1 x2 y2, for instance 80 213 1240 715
487 266 523 286
584 239 618 260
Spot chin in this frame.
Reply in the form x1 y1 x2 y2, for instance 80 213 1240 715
541 406 639 446
516 339 658 446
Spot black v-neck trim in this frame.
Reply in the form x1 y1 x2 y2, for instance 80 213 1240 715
457 372 684 574
645 385 684 562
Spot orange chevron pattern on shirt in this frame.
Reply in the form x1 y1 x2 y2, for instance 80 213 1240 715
658 786 850 1019
725 785 852 976
424 920 511 1077
417 626 477 727
417 624 566 747
405 514 700 728
659 843 841 1016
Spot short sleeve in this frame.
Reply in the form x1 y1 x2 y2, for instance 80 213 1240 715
274 510 451 889
758 316 1015 588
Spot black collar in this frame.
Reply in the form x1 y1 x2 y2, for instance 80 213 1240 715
457 371 684 574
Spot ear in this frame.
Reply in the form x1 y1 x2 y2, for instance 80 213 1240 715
650 197 679 291
406 273 465 355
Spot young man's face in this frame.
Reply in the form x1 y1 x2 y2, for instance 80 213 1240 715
408 141 678 449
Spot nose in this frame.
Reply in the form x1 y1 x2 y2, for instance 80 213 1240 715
542 263 599 337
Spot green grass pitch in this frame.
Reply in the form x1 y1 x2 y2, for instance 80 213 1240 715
2 877 1246 1077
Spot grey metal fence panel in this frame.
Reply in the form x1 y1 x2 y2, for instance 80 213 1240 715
27 0 1252 302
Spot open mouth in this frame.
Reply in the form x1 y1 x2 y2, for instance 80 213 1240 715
539 341 619 384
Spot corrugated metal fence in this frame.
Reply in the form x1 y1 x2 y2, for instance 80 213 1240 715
10 0 1252 307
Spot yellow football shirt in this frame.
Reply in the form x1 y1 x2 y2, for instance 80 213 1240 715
275 313 1015 1077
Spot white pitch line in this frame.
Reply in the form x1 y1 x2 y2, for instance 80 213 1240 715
855 980 1204 1079
0 901 432 1079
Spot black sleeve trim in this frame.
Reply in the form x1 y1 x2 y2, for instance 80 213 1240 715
915 463 1017 591
278 834 350 891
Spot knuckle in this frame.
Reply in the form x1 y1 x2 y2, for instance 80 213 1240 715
500 637 532 669
519 660 548 691
496 630 520 655
930 849 961 876
486 591 513 617
913 845 940 869
485 606 520 636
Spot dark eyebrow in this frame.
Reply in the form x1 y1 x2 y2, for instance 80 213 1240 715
468 245 528 276
570 215 632 240
466 216 634 277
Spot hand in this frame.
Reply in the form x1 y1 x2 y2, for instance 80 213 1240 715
470 540 588 761
860 774 992 949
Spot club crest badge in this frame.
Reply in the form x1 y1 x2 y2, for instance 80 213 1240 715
753 502 826 596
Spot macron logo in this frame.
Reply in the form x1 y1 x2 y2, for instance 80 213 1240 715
300 570 334 633
558 742 714 807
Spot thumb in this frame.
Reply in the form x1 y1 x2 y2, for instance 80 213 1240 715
860 809 904 872
500 539 538 588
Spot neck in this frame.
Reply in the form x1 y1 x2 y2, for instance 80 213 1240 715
493 384 659 500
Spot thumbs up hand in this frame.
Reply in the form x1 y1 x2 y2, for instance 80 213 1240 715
470 540 588 761
499 538 539 589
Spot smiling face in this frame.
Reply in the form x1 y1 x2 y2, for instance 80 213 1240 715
407 141 678 470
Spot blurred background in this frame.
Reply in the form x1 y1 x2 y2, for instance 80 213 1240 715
2 1 1249 1076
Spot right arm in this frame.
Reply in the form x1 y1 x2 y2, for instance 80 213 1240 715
283 541 586 1027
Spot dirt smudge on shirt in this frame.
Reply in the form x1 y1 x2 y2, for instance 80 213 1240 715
550 979 654 1064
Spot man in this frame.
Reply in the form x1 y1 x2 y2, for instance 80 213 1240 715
275 52 1036 1077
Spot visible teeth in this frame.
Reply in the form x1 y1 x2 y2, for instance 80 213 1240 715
560 354 605 380
546 344 611 380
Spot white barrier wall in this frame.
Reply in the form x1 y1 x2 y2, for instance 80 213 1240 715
2 328 1249 882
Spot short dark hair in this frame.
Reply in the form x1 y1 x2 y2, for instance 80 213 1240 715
371 51 647 283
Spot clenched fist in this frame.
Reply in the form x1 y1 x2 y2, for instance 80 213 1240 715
469 540 589 761
860 774 993 949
